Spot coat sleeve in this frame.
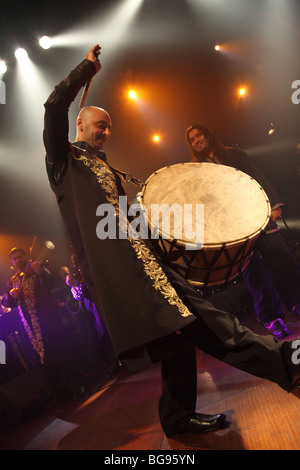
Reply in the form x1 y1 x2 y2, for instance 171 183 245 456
43 59 97 185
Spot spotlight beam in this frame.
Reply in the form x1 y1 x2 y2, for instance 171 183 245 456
50 0 143 54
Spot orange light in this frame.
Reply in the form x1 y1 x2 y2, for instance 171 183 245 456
128 90 137 99
153 135 160 142
239 87 246 96
215 45 221 51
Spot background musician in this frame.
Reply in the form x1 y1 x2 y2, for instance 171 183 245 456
1 247 71 399
185 124 300 337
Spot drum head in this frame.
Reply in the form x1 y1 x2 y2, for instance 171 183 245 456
140 162 270 248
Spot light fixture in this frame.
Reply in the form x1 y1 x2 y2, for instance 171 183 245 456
15 48 28 61
44 240 55 250
39 36 52 50
128 90 137 99
0 60 7 75
268 123 275 135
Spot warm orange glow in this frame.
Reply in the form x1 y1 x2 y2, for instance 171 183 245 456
238 87 247 96
0 234 35 258
153 135 160 142
128 90 137 99
0 234 37 282
77 377 118 410
215 45 221 51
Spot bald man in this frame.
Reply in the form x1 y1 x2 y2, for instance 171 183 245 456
75 106 112 151
44 46 300 439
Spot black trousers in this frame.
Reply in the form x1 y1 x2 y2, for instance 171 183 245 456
256 226 300 310
242 249 285 324
158 264 294 434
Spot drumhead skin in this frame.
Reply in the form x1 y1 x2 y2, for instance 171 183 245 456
141 162 271 247
140 162 271 286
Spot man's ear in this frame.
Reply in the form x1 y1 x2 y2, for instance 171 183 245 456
77 117 83 132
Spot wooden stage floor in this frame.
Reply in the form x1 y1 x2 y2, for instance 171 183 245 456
0 310 300 451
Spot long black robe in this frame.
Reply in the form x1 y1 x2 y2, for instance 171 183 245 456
43 59 196 361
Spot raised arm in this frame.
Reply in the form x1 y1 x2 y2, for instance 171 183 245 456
43 45 101 184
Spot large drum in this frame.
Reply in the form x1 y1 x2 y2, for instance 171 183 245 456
140 162 271 286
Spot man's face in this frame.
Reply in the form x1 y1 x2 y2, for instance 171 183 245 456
78 108 112 151
188 129 209 154
11 251 27 272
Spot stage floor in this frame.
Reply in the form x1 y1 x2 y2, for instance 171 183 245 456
0 310 300 451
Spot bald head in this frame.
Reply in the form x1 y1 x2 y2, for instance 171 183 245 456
76 106 112 151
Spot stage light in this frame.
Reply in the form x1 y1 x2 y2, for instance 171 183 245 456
44 240 55 250
268 123 275 135
238 87 246 96
215 45 221 51
15 48 28 61
153 134 160 142
39 36 52 49
0 60 7 75
128 90 137 99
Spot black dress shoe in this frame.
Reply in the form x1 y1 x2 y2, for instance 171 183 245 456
291 384 300 398
166 412 227 437
262 319 290 338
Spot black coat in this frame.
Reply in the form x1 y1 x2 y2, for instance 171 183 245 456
43 59 195 361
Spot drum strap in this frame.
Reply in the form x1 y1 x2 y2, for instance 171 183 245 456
108 164 144 188
72 142 145 188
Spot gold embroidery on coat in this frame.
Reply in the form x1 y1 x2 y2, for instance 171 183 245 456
12 273 45 364
78 154 192 318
